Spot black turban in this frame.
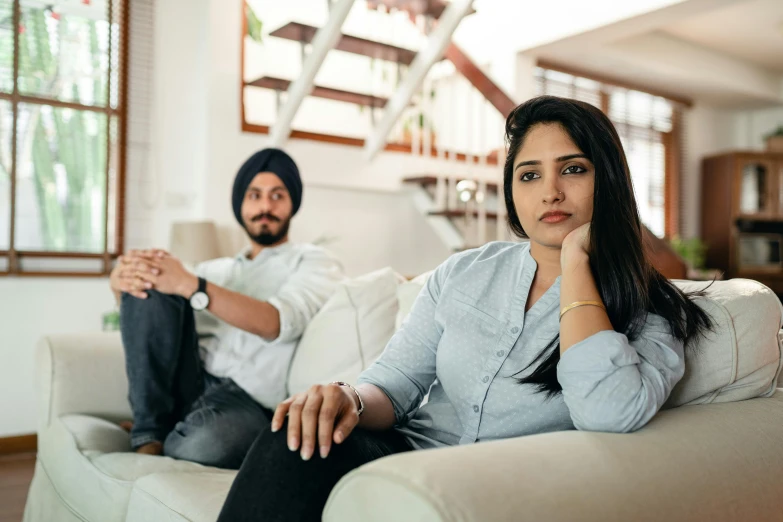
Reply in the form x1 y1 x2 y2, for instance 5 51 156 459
232 148 302 225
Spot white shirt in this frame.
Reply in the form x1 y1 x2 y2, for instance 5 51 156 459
194 242 345 408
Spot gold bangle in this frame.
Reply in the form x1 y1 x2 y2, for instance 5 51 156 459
559 301 605 321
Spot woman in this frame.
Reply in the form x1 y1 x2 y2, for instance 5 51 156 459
217 96 713 522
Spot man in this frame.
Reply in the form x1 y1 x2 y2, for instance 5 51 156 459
109 148 344 469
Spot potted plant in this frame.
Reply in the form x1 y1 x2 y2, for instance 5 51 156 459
669 235 721 281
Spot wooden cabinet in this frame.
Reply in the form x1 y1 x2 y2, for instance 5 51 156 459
702 151 783 293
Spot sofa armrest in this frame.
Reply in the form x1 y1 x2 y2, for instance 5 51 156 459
37 332 131 430
324 392 783 522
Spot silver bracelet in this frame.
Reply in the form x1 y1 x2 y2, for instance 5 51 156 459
332 381 365 416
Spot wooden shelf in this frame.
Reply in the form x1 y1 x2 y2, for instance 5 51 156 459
403 176 500 193
429 209 499 220
269 22 418 65
735 214 783 223
245 76 390 108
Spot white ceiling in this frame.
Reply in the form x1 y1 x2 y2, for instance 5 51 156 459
523 0 783 107
663 0 783 72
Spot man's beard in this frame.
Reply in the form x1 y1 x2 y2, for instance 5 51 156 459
245 213 291 246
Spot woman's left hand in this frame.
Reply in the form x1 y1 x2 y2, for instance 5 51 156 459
561 223 591 267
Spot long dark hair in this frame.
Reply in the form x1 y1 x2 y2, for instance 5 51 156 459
504 96 712 397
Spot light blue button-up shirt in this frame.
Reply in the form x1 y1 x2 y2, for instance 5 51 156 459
358 241 685 450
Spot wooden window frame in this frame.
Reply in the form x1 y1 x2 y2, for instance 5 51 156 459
536 60 691 238
0 0 130 278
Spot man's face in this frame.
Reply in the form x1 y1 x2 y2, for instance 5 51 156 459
241 172 293 246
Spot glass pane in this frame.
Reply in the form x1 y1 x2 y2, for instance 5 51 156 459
0 0 14 93
0 98 11 250
623 134 666 237
739 235 782 269
18 1 111 106
739 163 768 214
14 103 108 252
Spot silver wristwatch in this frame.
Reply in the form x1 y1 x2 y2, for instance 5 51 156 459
332 381 364 416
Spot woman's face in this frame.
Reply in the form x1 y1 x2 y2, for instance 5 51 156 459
511 123 595 249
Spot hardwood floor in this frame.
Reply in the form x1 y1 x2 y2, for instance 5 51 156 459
0 453 35 522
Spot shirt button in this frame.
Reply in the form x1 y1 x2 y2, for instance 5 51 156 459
511 326 520 334
482 376 490 383
497 350 505 357
473 405 479 413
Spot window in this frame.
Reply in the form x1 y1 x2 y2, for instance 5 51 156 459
0 0 127 276
534 65 686 238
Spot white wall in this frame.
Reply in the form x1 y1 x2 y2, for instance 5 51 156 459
0 279 115 436
681 103 737 238
292 186 451 277
731 106 783 150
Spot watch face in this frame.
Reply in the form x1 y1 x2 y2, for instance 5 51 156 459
190 292 209 310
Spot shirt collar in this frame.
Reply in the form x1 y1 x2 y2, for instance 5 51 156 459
235 241 294 263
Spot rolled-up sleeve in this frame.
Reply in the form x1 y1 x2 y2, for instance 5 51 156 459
358 260 452 425
267 248 345 344
557 314 684 433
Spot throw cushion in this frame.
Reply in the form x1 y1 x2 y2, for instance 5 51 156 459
666 279 783 406
395 273 783 407
287 267 404 395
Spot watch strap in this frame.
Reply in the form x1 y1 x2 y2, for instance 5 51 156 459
191 277 207 299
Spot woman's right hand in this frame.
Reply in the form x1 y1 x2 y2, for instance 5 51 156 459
272 383 361 461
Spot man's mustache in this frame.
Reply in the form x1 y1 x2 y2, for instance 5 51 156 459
251 213 280 223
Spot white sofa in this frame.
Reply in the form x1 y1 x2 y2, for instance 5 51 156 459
23 272 783 522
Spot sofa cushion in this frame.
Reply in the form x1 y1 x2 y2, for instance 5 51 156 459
37 414 221 522
126 471 235 522
287 267 404 395
396 274 783 407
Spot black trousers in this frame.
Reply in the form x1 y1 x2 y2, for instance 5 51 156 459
217 422 413 522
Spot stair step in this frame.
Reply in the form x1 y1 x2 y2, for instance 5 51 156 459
404 176 500 194
429 209 499 220
367 0 476 19
246 76 389 108
269 21 418 65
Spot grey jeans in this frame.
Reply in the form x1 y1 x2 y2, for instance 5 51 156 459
120 290 272 469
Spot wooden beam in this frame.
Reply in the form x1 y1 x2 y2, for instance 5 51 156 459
444 43 517 117
270 22 418 65
246 76 391 108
